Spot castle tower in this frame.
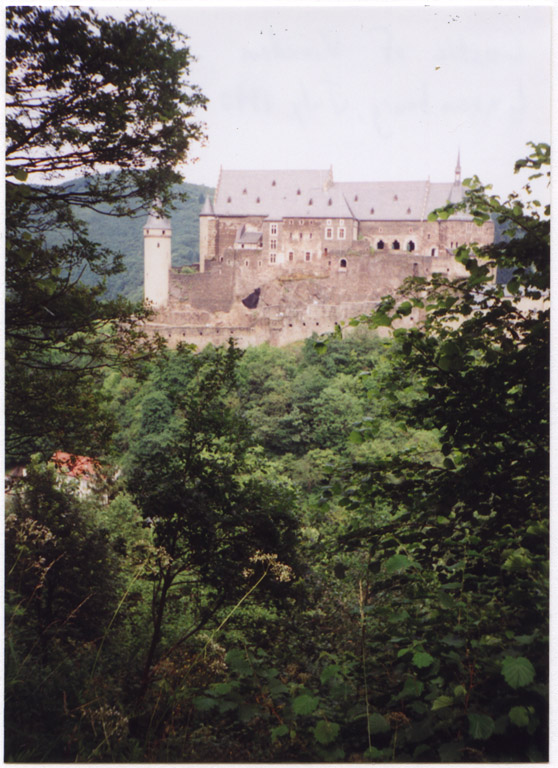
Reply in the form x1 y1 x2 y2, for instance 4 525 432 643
199 195 215 274
144 206 172 308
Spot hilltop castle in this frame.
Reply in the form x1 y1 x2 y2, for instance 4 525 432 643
144 159 494 347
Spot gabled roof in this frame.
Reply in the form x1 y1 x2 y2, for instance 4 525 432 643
211 169 467 221
213 169 352 219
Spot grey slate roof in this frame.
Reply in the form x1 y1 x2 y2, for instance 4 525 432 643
200 196 214 216
144 208 172 230
236 227 263 245
211 169 467 221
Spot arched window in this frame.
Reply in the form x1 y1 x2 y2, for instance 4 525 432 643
392 240 400 250
406 240 415 252
339 258 347 269
377 239 385 250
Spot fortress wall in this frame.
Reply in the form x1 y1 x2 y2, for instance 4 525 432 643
169 268 234 312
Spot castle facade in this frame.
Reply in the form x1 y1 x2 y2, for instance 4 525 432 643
144 160 494 347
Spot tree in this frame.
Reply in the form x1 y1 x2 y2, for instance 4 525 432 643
120 343 300 696
6 6 208 461
330 142 549 761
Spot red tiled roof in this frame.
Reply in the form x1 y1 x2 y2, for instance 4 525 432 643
51 452 103 479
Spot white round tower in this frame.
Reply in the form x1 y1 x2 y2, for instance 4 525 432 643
144 207 172 308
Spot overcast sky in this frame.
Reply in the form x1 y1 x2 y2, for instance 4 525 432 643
101 3 551 198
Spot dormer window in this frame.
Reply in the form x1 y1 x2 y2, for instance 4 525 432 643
256 197 260 203
297 189 301 195
227 196 231 203
272 179 276 186
243 188 247 194
394 195 398 201
407 207 411 214
309 198 313 205
370 208 375 215
328 198 332 206
354 195 359 202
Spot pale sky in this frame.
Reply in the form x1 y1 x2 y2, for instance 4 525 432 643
99 4 552 198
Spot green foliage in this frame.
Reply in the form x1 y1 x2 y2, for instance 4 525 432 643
5 127 549 761
6 5 207 461
324 142 549 762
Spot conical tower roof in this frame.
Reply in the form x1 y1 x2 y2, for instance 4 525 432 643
144 202 171 231
200 195 215 216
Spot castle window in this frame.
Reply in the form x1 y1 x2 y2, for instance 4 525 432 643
258 260 262 267
256 197 260 203
227 196 231 203
299 233 303 240
427 233 431 239
325 228 333 240
289 232 293 240
299 219 304 224
394 194 398 201
370 207 375 215
354 195 359 202
270 254 276 263
377 239 385 249
338 227 346 240
309 232 313 240
270 239 277 249
157 242 160 248
339 258 347 269
220 256 223 262
328 198 332 205
392 240 400 250
243 188 247 194
309 198 313 205
162 230 166 235
270 223 278 235
297 189 301 195
272 179 276 186
305 252 311 261
407 208 411 214
413 263 419 276
431 248 437 257
289 252 294 261
245 260 249 266
406 240 415 252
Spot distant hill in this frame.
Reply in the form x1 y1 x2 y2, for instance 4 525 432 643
66 177 214 302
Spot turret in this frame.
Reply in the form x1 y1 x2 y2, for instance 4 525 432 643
144 206 172 308
199 195 215 273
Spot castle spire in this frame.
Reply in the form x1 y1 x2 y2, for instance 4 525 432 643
454 150 461 184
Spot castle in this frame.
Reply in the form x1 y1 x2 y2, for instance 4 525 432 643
144 158 494 347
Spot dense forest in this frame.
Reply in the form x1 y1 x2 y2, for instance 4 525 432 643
5 6 549 764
